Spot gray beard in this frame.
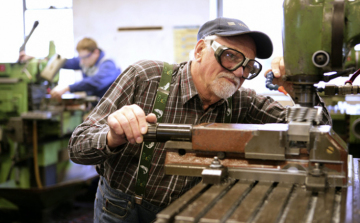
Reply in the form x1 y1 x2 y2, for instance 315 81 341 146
211 75 240 99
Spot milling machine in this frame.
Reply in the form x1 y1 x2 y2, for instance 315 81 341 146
149 1 360 222
284 0 360 159
0 21 97 221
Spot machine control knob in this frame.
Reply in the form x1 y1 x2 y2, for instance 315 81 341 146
312 50 330 68
210 156 223 169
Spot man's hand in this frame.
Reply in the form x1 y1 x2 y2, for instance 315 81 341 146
18 51 34 63
106 104 157 149
50 85 70 101
264 56 294 97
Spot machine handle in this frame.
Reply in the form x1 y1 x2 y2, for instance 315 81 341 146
19 21 39 52
142 123 193 142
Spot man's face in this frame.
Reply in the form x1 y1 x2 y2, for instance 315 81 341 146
199 35 256 99
78 49 98 68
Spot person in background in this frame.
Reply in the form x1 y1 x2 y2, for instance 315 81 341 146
68 17 331 223
49 37 121 101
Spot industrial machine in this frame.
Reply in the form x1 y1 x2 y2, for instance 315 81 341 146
0 21 97 221
150 0 360 222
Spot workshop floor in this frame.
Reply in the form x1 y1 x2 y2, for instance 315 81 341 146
50 200 94 223
49 178 97 223
0 196 95 223
0 177 98 223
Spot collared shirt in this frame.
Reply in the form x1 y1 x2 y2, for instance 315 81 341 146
68 60 331 207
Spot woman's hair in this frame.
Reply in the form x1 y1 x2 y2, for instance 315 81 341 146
76 37 98 52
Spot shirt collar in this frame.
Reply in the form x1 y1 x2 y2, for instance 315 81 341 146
94 49 105 66
180 60 198 105
180 60 228 107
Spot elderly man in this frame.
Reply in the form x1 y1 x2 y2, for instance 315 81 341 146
68 17 331 223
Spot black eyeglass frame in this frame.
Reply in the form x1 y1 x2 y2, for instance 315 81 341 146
210 40 262 80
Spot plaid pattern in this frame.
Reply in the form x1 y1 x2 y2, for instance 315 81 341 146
68 60 331 207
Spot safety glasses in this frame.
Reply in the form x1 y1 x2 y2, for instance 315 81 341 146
211 40 262 80
79 51 93 60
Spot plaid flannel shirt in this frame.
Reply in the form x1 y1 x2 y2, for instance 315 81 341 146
68 60 331 207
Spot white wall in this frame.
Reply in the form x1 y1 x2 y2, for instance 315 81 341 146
223 0 284 94
72 0 210 71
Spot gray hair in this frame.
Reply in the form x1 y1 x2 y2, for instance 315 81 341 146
203 35 220 49
190 35 220 60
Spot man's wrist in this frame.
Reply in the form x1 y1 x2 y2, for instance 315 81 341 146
106 131 127 150
64 86 70 93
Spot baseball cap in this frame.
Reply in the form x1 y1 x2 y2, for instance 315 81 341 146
197 17 273 59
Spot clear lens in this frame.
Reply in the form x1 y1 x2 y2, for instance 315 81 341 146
243 60 262 79
219 49 261 79
212 40 262 80
220 49 245 70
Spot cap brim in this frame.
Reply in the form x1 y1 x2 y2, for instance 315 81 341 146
215 31 273 59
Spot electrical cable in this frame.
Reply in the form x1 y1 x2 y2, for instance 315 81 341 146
33 120 43 189
345 68 360 85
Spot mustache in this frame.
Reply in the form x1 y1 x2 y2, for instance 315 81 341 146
218 73 241 86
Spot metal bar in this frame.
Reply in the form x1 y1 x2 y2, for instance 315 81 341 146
165 164 345 187
282 186 312 223
200 180 254 223
341 185 351 223
165 164 206 177
312 188 336 223
353 158 360 222
226 181 274 223
117 26 162 31
156 182 209 223
340 157 359 223
305 196 318 223
164 141 193 150
331 0 345 68
254 183 294 223
217 0 223 18
228 168 306 184
22 0 26 43
332 189 342 223
166 164 307 180
174 181 232 223
0 78 21 84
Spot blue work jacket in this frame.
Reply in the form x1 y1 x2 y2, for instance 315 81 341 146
63 50 121 99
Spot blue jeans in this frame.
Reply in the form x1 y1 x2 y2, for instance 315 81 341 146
94 176 164 223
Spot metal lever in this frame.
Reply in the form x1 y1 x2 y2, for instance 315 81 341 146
19 21 39 52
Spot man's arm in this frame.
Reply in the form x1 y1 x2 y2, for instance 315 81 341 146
50 85 70 100
67 65 134 165
67 61 160 165
62 57 81 70
49 57 81 100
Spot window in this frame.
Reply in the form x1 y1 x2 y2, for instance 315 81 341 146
223 0 284 94
0 0 76 85
0 0 24 62
24 8 74 59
